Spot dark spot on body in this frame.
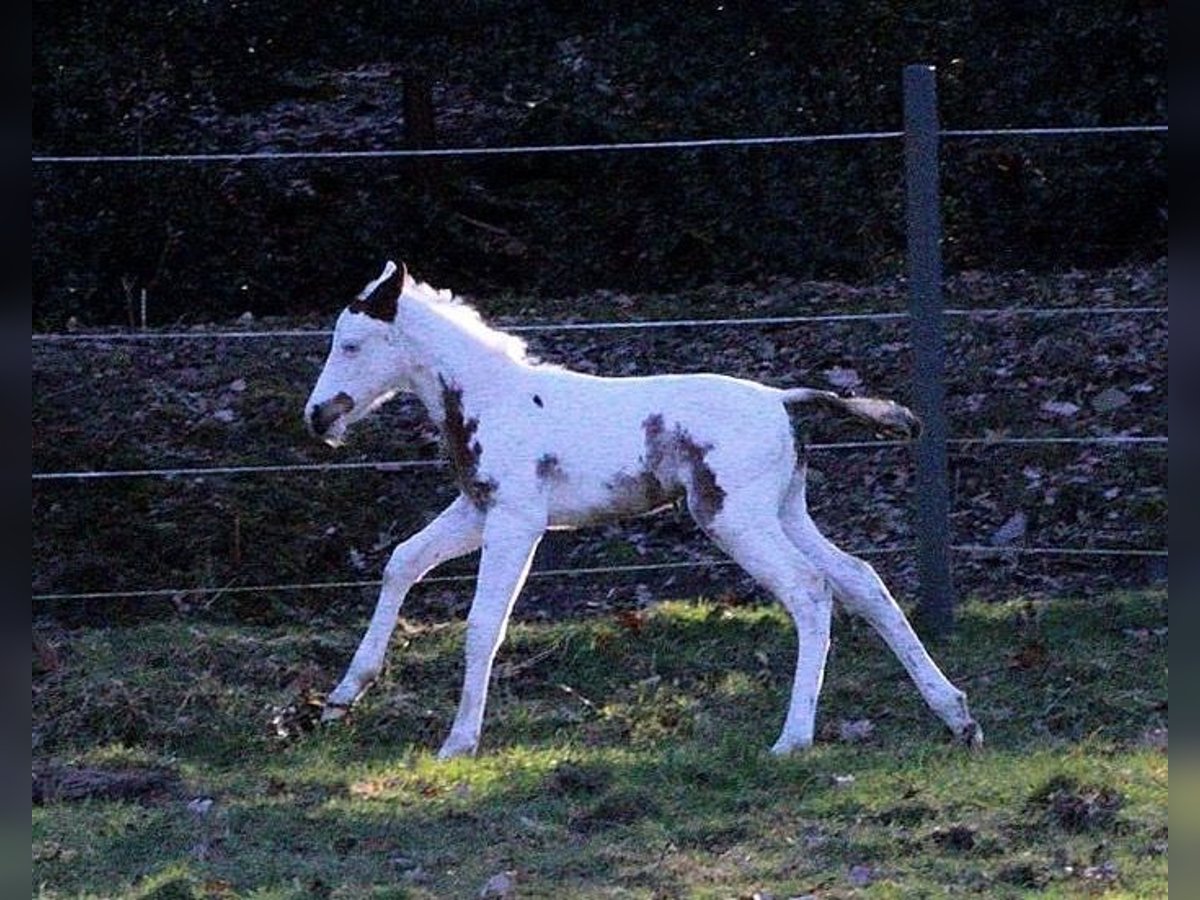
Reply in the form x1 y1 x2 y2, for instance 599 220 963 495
641 414 667 470
348 264 403 322
536 453 565 481
532 394 544 408
640 412 725 526
438 375 497 509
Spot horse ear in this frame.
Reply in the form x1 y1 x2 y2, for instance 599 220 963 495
349 260 403 322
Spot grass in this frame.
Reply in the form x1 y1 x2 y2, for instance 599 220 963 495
33 591 1167 898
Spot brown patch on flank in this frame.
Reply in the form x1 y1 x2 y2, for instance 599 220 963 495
439 375 496 509
639 413 725 526
605 470 679 516
641 414 667 470
348 264 403 322
677 431 726 525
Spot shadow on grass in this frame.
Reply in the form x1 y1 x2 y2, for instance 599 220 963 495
33 591 1167 898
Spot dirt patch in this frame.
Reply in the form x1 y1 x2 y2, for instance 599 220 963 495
570 788 662 832
545 761 611 797
1029 774 1125 833
33 764 180 806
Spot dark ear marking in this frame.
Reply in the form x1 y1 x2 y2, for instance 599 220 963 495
349 261 405 322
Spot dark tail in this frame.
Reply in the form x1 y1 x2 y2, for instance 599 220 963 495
779 387 922 439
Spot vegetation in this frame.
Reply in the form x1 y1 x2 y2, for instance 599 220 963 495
34 591 1167 897
32 2 1166 326
32 7 1169 894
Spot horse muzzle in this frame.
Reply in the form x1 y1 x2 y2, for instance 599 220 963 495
308 392 356 442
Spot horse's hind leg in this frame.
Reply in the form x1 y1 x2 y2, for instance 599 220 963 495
324 496 484 719
780 471 982 747
700 495 835 753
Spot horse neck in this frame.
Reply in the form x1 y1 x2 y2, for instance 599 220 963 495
398 295 525 412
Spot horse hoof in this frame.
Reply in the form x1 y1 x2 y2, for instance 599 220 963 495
320 703 350 724
437 738 479 760
769 738 812 756
957 721 984 751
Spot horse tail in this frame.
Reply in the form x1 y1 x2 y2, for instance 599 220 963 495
778 388 922 439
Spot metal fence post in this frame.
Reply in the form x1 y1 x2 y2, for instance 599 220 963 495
903 64 954 634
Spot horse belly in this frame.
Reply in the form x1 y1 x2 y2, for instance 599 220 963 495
545 468 683 528
536 422 680 527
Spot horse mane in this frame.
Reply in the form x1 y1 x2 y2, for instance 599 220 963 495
403 276 534 365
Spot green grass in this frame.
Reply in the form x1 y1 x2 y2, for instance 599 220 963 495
33 591 1167 898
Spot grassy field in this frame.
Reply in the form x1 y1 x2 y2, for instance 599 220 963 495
33 590 1167 898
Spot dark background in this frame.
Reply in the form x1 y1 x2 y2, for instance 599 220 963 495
32 1 1166 329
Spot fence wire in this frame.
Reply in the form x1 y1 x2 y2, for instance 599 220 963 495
30 435 1168 483
32 119 1169 604
31 540 1167 605
29 304 1168 345
31 123 1167 166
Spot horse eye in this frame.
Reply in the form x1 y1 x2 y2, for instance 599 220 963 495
340 341 361 355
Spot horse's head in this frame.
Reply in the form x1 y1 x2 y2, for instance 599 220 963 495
305 260 409 446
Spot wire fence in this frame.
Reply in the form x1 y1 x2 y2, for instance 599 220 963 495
29 302 1169 346
32 103 1168 608
30 435 1169 483
29 540 1169 606
31 123 1167 166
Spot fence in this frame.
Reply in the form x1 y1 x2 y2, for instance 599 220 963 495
32 65 1168 630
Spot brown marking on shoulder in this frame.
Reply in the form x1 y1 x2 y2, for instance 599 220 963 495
348 265 403 322
438 375 497 509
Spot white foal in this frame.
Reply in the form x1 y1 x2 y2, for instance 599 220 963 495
305 261 981 758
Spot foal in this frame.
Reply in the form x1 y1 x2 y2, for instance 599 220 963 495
305 261 981 758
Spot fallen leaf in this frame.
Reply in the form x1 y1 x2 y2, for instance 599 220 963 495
479 870 517 898
1040 399 1080 417
823 366 862 391
990 511 1028 546
848 864 874 887
930 825 976 851
1091 386 1130 412
1010 639 1048 670
616 610 646 632
1140 727 1168 751
1082 861 1120 883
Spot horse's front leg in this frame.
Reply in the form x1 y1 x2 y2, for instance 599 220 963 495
324 496 484 720
438 506 545 759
